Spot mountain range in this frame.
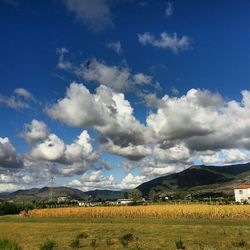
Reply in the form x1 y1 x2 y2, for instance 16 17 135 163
1 162 250 201
137 162 250 199
0 187 125 201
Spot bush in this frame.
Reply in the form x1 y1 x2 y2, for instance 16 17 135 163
76 232 88 239
39 239 57 250
70 238 80 249
0 202 34 216
0 238 22 250
0 203 21 215
70 232 88 248
120 233 134 248
175 238 185 249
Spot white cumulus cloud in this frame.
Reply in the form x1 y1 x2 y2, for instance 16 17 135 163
21 120 49 145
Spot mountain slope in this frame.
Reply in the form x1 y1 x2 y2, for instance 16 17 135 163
6 187 125 201
137 163 250 198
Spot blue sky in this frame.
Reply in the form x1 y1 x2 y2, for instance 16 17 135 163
1 0 250 192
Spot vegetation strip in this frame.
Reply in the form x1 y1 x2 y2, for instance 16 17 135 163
22 204 250 219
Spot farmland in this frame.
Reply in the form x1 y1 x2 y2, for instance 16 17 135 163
0 204 250 249
23 204 250 220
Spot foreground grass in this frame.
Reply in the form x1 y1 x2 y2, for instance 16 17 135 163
0 214 250 249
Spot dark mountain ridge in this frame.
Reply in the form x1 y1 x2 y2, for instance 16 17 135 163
137 163 250 198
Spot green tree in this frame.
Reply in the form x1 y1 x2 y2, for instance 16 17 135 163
128 189 142 203
123 192 129 199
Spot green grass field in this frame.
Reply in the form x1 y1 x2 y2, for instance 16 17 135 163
0 215 250 249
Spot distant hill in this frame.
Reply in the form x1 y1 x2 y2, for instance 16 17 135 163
2 187 125 201
2 163 250 202
137 163 250 198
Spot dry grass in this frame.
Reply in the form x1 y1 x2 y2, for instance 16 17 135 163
1 215 250 249
22 204 250 219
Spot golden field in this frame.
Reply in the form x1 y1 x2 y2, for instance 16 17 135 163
22 204 250 219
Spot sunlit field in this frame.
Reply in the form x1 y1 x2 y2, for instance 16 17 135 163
23 204 250 220
1 211 250 249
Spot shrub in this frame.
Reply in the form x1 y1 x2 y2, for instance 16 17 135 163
0 202 34 216
70 232 88 248
39 239 57 250
175 238 185 249
70 238 80 249
120 233 134 248
76 232 88 239
0 238 22 250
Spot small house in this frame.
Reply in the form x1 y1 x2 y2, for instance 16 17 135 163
116 198 132 205
234 185 250 203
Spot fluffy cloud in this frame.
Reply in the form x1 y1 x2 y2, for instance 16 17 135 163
69 170 116 191
146 89 223 142
30 134 65 161
223 149 250 163
56 52 156 92
106 41 122 55
21 120 49 145
75 59 153 92
138 32 191 53
102 139 151 161
197 149 250 165
146 89 250 165
0 183 18 192
119 173 146 189
0 137 23 169
46 83 146 149
139 92 164 108
77 59 131 91
63 0 114 32
153 144 192 164
122 158 188 181
30 130 97 164
0 170 36 192
46 83 250 166
69 170 148 191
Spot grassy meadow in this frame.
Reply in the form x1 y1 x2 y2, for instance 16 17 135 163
0 204 250 249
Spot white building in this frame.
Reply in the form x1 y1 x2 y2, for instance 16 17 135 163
234 185 250 203
116 199 133 205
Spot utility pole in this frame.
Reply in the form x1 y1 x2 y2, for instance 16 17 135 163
48 176 55 202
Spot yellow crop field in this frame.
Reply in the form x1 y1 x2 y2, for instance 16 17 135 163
22 204 250 219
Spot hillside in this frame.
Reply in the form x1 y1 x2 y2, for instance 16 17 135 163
4 187 125 201
137 163 250 198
